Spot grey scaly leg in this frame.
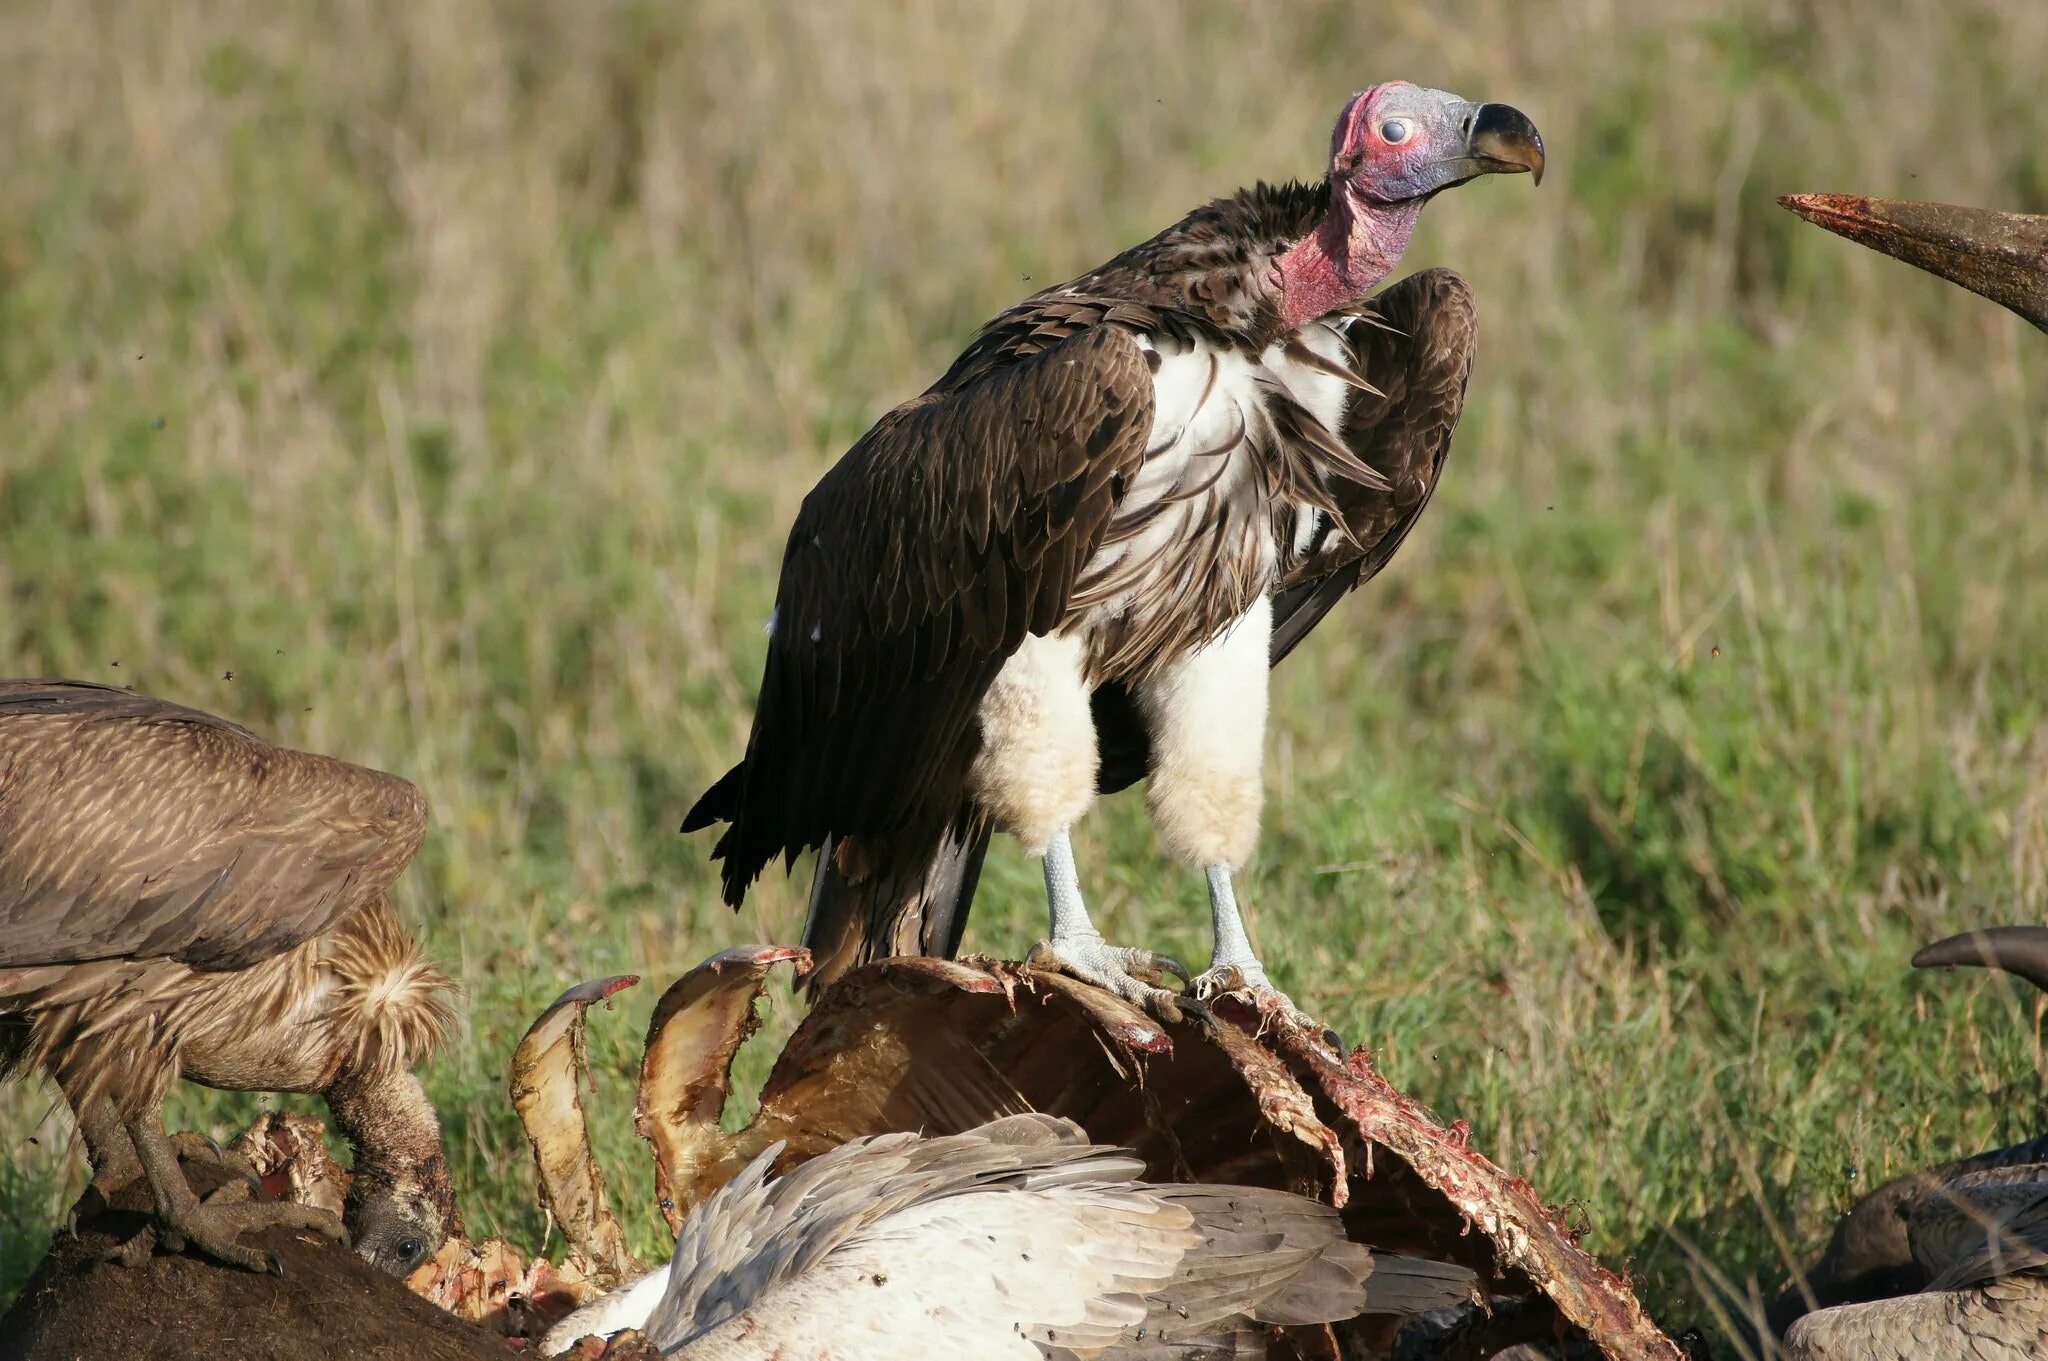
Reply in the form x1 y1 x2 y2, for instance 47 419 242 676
1043 827 1094 944
1026 827 1192 1020
1193 863 1273 993
1189 866 1330 1037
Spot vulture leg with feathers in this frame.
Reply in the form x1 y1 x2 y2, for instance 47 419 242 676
685 84 1544 1017
1775 925 2048 1357
0 681 457 1276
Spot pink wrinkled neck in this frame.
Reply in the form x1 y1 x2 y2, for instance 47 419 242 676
1273 195 1424 331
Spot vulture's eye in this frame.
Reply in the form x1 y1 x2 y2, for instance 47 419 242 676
1379 119 1412 146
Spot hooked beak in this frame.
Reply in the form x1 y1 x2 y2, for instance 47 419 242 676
1779 193 2048 334
1413 101 1545 195
1913 924 2048 996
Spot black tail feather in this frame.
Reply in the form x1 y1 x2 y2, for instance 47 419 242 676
801 816 990 996
680 762 744 835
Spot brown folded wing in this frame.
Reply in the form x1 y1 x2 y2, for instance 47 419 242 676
689 324 1156 904
0 680 428 973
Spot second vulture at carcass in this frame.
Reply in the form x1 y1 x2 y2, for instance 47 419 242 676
0 680 457 1278
1777 927 2048 1358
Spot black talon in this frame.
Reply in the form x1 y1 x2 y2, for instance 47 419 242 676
267 1250 286 1277
1148 951 1193 988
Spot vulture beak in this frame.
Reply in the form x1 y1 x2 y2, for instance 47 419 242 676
1410 100 1545 195
1465 102 1546 186
1779 193 2048 334
1912 924 2048 996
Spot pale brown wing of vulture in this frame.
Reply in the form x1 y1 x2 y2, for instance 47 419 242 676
0 680 428 973
683 322 1157 905
796 269 1477 989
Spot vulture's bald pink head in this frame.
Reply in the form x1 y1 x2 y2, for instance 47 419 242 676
1276 83 1543 330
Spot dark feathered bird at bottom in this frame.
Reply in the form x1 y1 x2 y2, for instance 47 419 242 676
1775 925 2048 1358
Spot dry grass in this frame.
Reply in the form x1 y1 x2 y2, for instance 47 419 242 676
4 1 2048 1350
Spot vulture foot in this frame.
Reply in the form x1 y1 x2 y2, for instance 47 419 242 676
1024 934 1194 1024
166 1132 267 1201
100 1194 347 1274
103 1114 347 1273
1191 958 1273 997
167 1131 225 1162
1189 963 1326 1038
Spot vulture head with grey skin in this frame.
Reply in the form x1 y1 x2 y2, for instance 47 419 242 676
0 681 457 1276
685 84 1543 1021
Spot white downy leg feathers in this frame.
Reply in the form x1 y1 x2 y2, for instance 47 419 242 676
1135 595 1271 870
1133 598 1292 1002
967 632 1099 856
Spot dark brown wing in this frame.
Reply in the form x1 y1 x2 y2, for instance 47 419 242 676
686 324 1155 905
1096 267 1476 793
1268 266 1476 666
1769 1134 2048 1335
0 680 429 971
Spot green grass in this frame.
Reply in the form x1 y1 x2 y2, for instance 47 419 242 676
5 1 2048 1350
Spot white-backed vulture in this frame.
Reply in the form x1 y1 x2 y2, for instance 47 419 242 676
684 84 1544 1015
0 680 456 1275
553 1113 1474 1358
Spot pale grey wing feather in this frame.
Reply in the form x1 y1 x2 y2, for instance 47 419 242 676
648 1182 1187 1358
1913 1166 2048 1292
647 1115 1460 1359
1092 1187 1473 1349
645 1115 1138 1352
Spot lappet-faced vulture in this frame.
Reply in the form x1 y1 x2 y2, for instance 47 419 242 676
1774 925 2048 1357
0 680 457 1275
685 84 1544 1016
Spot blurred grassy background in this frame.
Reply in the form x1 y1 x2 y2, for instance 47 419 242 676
4 0 2048 1349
